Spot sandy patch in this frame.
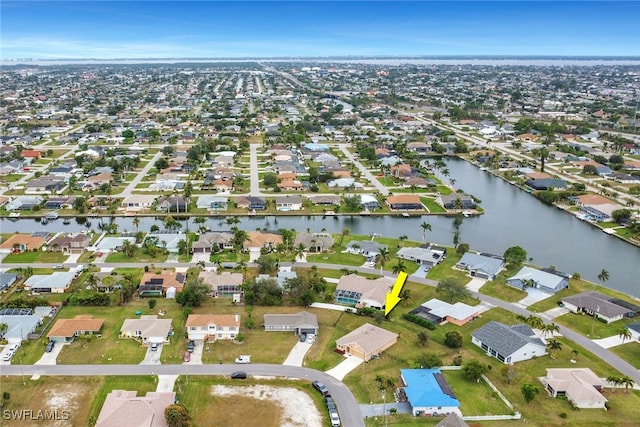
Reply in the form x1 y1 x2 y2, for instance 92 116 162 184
43 383 84 427
211 385 322 427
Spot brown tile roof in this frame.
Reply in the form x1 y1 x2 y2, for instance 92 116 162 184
0 234 46 250
47 315 104 338
244 231 283 249
140 270 185 292
576 194 615 205
525 172 552 180
386 194 421 204
185 314 240 328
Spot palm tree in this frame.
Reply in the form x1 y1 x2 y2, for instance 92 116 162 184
527 316 544 330
598 269 610 283
339 227 350 246
392 260 407 275
546 339 562 358
0 322 8 339
621 376 635 393
293 243 306 262
377 247 390 274
420 222 432 243
607 375 621 392
619 327 632 343
542 322 560 337
133 216 140 232
399 289 413 307
398 235 408 248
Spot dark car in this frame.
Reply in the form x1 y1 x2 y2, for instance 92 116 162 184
45 341 55 353
231 371 247 379
187 340 195 353
299 333 307 342
312 380 329 395
324 395 336 411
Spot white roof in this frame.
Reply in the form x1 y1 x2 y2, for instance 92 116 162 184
421 298 478 322
96 237 136 251
25 272 75 290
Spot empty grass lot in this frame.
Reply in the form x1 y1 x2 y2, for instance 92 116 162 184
443 370 511 416
2 251 67 264
610 341 640 369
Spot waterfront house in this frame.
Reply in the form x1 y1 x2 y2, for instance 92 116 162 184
191 232 234 253
440 193 476 210
471 321 547 363
455 252 504 280
121 195 156 210
561 291 638 323
47 233 91 254
386 194 423 210
235 196 267 210
275 195 303 211
196 195 228 211
336 323 398 361
293 232 333 253
396 247 446 267
507 266 569 294
345 240 387 258
0 233 47 254
243 231 283 252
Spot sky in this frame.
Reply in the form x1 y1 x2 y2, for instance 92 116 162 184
1 1 639 59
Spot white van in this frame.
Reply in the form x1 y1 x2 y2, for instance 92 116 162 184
235 355 251 364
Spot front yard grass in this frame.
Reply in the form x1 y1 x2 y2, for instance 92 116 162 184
609 341 640 368
420 197 447 213
554 311 636 339
443 370 511 416
2 251 67 263
307 251 366 266
105 250 168 263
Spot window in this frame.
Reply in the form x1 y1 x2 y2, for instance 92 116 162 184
217 333 222 338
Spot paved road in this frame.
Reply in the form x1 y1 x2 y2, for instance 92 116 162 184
339 144 389 196
0 363 365 427
118 151 163 197
249 143 262 196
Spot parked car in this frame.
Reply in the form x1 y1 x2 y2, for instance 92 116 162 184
8 344 19 353
150 343 158 351
312 380 329 395
187 340 195 353
45 341 55 353
2 352 13 362
231 371 247 379
53 264 64 270
329 409 341 427
306 334 316 344
183 351 191 362
324 395 336 411
299 333 307 342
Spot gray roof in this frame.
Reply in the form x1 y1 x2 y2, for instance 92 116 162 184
472 321 545 357
562 291 631 319
346 240 387 254
627 323 640 334
0 272 17 290
507 266 567 291
456 252 504 277
263 311 318 329
0 315 41 340
24 272 75 290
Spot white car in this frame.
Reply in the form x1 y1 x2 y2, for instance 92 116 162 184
3 351 14 362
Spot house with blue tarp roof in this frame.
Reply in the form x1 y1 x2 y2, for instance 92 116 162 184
400 368 461 417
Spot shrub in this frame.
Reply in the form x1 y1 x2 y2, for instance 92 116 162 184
402 313 436 330
444 331 463 349
559 413 568 419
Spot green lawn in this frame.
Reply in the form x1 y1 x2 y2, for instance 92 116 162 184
105 250 168 263
609 341 640 369
478 266 528 303
425 251 469 282
307 251 366 266
554 311 636 340
443 370 512 416
420 197 447 213
2 251 67 263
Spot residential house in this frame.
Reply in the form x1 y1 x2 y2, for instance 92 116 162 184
185 313 240 341
277 178 304 191
471 321 547 363
138 270 186 296
156 195 189 212
386 194 423 210
360 194 380 210
196 195 228 211
407 141 431 153
95 236 136 253
0 272 17 291
25 176 66 194
525 177 567 190
293 232 333 253
334 274 393 310
506 266 569 294
390 163 413 179
95 390 175 427
142 233 187 254
44 196 76 209
47 233 91 254
47 315 104 343
243 231 283 252
4 196 43 211
440 193 477 210
0 312 42 341
401 369 461 417
569 194 622 222
561 291 638 323
455 252 505 280
199 271 243 297
307 195 341 206
192 232 234 253
626 323 640 341
235 196 267 210
540 368 607 409
121 195 156 210
335 323 398 361
120 315 173 345
263 311 318 338
275 195 303 211
0 233 46 254
396 247 446 267
23 272 75 293
345 240 387 258
20 150 41 159
411 298 479 326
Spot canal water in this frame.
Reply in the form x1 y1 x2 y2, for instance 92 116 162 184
2 159 639 297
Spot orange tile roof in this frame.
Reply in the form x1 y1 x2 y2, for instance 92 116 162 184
576 194 615 205
185 314 240 328
0 234 46 250
386 194 421 204
47 315 104 338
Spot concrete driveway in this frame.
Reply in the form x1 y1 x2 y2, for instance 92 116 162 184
410 264 430 279
592 335 630 349
466 277 487 292
541 306 571 320
34 342 65 365
187 340 204 365
325 354 363 381
156 375 178 392
140 344 162 365
283 341 312 367
517 288 552 307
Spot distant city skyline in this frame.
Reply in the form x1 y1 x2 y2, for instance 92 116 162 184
1 1 639 59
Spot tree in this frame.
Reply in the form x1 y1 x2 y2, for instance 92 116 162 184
417 331 429 347
619 327 632 343
541 322 560 337
503 246 527 266
444 331 463 348
598 268 610 283
521 383 541 404
500 364 518 384
462 359 488 382
420 221 432 243
621 376 635 393
148 299 157 310
339 227 350 246
415 353 442 369
546 339 562 358
176 278 210 307
164 403 192 427
0 322 8 338
436 277 470 303
121 239 136 258
133 216 140 231
392 260 407 275
456 242 470 255
377 247 390 274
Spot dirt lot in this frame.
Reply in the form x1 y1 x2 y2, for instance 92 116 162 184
210 385 323 427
